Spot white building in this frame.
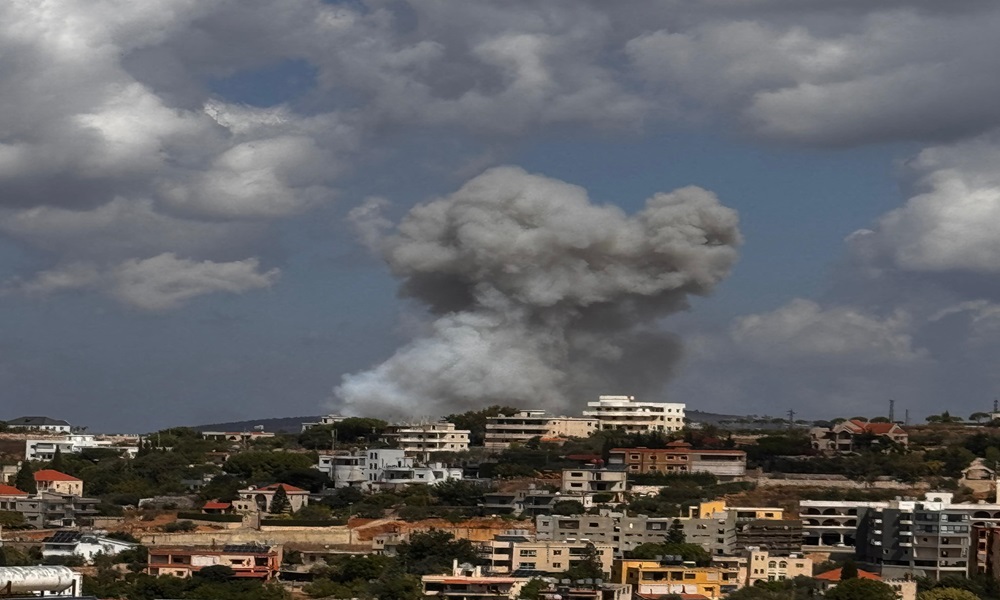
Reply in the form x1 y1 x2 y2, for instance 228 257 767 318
392 422 470 456
583 395 686 433
561 466 628 504
41 531 138 564
317 448 463 490
300 414 349 432
5 417 72 434
484 411 598 449
25 436 139 462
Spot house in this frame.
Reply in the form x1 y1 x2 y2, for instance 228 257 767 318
42 531 138 564
25 435 138 462
201 500 233 514
422 561 529 600
561 465 628 504
5 416 72 433
147 544 281 579
317 448 463 491
608 443 747 480
34 470 84 496
814 567 916 600
583 396 686 433
613 557 740 599
236 483 309 514
810 420 908 452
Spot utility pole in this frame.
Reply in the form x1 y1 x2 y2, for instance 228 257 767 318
787 409 795 429
889 399 895 423
994 398 998 414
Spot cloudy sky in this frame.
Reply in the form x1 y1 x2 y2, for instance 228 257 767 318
2 0 998 431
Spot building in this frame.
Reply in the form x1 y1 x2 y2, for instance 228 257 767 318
147 544 281 579
25 436 138 462
41 531 138 564
317 448 463 491
814 567 916 600
735 520 804 556
561 466 628 504
535 581 632 600
800 499 886 553
713 548 811 587
583 396 685 433
4 417 72 433
608 444 747 479
612 558 739 599
390 422 470 457
479 534 614 575
201 431 276 443
34 470 84 497
300 414 348 432
484 411 598 449
422 561 528 599
482 487 560 517
317 452 366 488
14 492 100 528
236 483 309 514
810 420 909 452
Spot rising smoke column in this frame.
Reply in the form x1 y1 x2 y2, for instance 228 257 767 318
335 166 741 417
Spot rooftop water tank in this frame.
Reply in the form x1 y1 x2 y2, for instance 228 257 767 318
0 566 79 593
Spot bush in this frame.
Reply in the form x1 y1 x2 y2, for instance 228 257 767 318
163 520 197 532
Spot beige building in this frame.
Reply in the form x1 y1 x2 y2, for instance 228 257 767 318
391 422 470 456
714 548 811 587
236 483 309 514
583 395 685 433
561 466 627 503
147 544 281 579
34 469 83 497
484 411 597 449
481 535 614 576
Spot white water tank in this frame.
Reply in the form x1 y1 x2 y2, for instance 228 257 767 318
0 566 79 594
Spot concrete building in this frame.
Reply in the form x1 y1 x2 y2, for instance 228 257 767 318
390 422 470 456
11 492 100 528
4 417 71 433
236 483 309 514
583 396 685 433
422 561 528 600
41 531 138 564
300 414 348 432
810 419 909 453
608 444 747 479
318 448 463 490
482 487 560 517
484 411 598 449
317 452 366 488
561 466 628 504
479 533 614 576
25 435 138 462
800 499 886 553
613 558 739 599
201 431 275 443
147 544 281 579
34 470 84 497
735 519 804 556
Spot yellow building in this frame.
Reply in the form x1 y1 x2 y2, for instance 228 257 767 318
687 500 784 521
613 558 739 599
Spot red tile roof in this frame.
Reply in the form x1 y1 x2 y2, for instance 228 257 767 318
34 469 81 482
203 501 232 510
257 483 306 493
814 567 881 581
0 484 27 496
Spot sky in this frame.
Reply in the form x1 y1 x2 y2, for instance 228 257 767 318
1 1 999 431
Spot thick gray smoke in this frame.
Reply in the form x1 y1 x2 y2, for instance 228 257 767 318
334 166 741 417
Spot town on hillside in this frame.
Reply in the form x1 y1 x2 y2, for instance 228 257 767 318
2 398 1000 600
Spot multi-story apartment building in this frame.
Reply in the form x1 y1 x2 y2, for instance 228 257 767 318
561 466 628 504
608 443 747 479
613 557 739 599
317 448 463 490
484 411 598 449
147 544 281 579
800 499 885 553
736 519 804 556
583 396 685 433
482 487 559 517
388 422 470 457
25 435 139 461
479 533 614 575
13 492 100 528
713 548 812 587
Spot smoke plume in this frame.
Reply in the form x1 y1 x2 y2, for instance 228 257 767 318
334 166 741 417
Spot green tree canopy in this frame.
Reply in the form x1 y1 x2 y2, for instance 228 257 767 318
395 530 480 575
269 486 291 514
825 579 897 600
14 461 35 494
918 589 981 600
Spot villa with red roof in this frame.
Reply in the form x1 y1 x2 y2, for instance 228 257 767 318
810 419 908 453
236 482 309 514
814 567 916 600
35 469 83 496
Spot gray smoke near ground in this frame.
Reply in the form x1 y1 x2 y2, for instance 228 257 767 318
334 166 741 418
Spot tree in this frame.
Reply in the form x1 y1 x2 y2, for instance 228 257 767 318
14 461 35 494
269 486 291 514
195 565 236 582
918 589 981 600
518 579 547 600
869 416 891 423
396 530 480 575
369 566 422 600
666 519 686 544
561 543 605 580
971 412 991 424
432 480 491 507
825 579 896 600
51 446 64 471
840 558 859 580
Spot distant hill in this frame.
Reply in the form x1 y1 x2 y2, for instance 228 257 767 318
188 416 321 434
687 410 743 425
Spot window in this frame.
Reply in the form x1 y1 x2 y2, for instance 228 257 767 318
519 550 537 557
553 562 561 568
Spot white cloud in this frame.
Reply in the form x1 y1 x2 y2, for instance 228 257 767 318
12 253 279 311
